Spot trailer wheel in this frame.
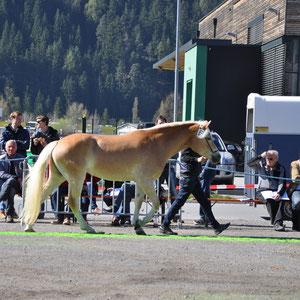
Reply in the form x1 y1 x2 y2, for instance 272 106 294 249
283 201 292 220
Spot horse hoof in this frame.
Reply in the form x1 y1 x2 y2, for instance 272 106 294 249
87 226 96 234
24 225 35 232
134 219 142 230
135 227 146 235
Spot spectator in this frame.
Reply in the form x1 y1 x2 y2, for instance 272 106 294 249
247 150 287 231
81 174 102 216
159 147 230 235
287 159 300 231
30 114 60 219
0 111 30 157
0 140 24 222
51 174 101 225
0 111 29 217
194 158 217 225
111 182 135 226
30 114 59 155
50 182 70 225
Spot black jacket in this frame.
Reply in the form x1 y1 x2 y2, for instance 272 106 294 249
0 124 30 157
30 126 59 155
180 148 202 178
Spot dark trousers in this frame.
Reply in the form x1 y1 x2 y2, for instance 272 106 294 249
50 186 69 220
162 176 219 229
266 199 284 225
0 178 20 216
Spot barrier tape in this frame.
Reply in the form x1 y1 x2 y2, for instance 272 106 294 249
209 184 257 190
204 166 300 183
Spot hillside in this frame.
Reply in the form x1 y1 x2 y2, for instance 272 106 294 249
0 0 222 122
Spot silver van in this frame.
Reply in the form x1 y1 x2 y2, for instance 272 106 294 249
210 132 236 185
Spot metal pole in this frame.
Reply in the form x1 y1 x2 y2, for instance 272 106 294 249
173 0 180 122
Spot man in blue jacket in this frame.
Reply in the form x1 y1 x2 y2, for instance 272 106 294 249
0 111 30 157
0 140 24 223
0 111 29 218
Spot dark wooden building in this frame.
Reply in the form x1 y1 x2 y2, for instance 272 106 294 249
198 0 300 96
154 0 300 143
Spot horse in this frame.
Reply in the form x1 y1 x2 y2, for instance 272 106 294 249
21 120 220 235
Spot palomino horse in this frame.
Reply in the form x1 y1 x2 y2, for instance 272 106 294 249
21 121 220 234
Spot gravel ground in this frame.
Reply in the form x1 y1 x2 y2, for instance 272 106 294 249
0 209 300 300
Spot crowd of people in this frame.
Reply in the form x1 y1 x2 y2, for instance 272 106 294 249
0 111 299 234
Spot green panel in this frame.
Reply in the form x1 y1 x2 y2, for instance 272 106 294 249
195 45 207 121
183 46 197 121
183 45 207 121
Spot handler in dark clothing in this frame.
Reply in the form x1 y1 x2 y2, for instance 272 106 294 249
30 114 59 155
159 147 230 235
0 111 30 157
247 150 286 231
0 140 24 223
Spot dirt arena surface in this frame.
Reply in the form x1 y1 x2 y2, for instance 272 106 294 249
0 210 300 300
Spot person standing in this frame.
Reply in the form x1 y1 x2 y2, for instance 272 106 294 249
159 147 230 235
247 150 287 231
0 111 29 218
0 140 24 223
30 114 59 155
0 111 30 157
287 158 300 231
30 114 60 219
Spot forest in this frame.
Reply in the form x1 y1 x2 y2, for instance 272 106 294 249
0 0 222 124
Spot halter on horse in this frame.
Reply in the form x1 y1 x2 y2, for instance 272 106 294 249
21 121 220 234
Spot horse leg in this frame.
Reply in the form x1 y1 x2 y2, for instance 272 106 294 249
67 183 96 234
132 185 146 235
138 181 160 227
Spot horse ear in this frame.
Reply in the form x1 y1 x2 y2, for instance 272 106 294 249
200 120 211 130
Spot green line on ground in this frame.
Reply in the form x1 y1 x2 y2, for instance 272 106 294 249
0 231 299 243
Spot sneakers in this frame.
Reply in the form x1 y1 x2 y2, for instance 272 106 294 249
51 218 63 225
111 217 120 226
5 215 14 223
274 222 285 231
12 211 19 219
63 217 71 225
120 218 131 226
123 219 131 227
214 223 230 235
0 210 6 219
92 207 101 214
37 213 45 219
103 206 113 213
193 219 205 225
159 224 178 235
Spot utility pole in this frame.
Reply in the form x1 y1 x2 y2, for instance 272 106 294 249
173 0 180 122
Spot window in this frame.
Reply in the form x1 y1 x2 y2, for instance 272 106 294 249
285 39 300 95
248 15 264 45
262 43 286 95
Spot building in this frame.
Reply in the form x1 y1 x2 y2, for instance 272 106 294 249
153 0 300 143
117 123 138 135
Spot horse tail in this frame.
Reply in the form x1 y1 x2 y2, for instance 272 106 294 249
21 141 59 226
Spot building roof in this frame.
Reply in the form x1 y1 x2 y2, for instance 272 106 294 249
153 38 232 71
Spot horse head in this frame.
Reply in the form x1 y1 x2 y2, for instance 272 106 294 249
191 120 221 164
